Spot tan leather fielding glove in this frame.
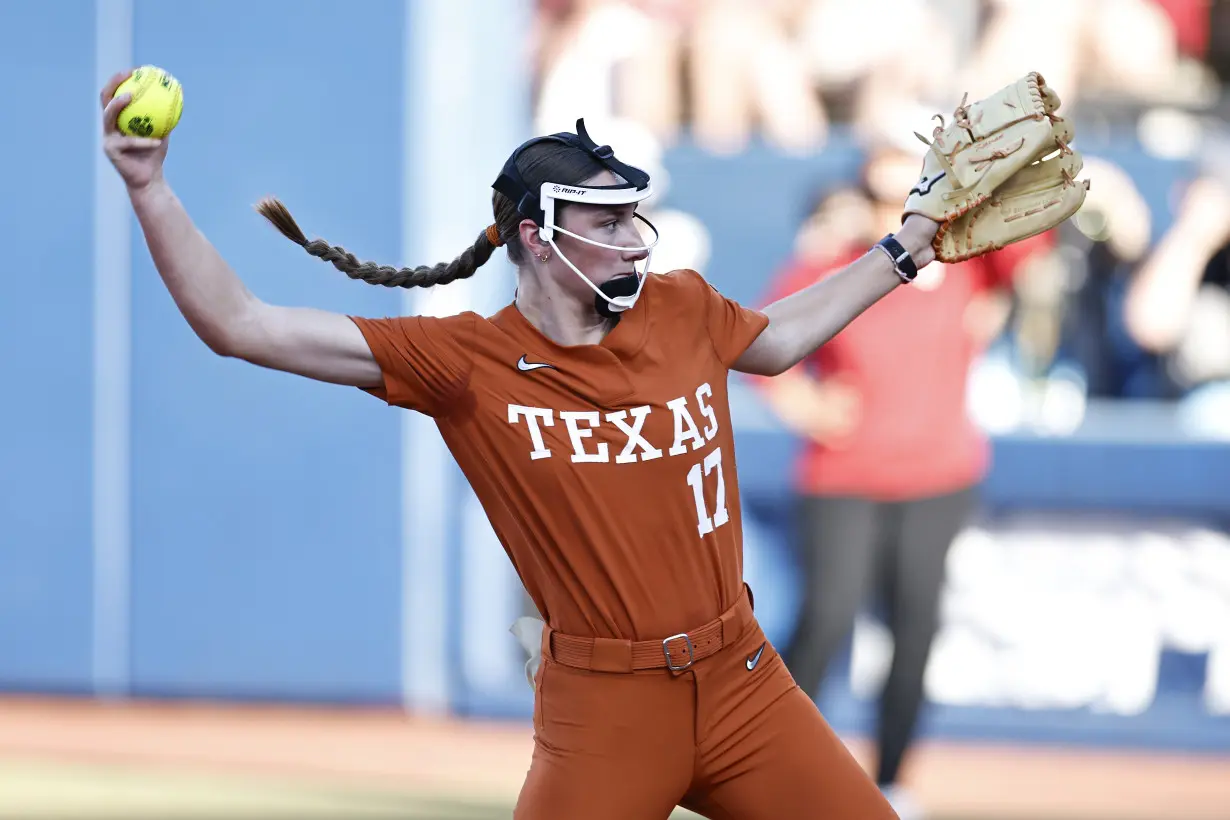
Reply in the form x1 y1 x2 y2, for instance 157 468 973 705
903 72 1090 263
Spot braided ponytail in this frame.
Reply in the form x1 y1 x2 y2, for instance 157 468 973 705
255 197 501 289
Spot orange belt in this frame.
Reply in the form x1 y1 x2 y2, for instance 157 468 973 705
541 585 756 674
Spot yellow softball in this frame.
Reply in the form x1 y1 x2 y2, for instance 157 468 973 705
115 65 183 139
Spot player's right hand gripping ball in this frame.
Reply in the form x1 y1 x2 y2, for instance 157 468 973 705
115 65 184 139
903 72 1089 263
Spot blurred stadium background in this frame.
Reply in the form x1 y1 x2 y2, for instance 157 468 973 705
3 0 1230 817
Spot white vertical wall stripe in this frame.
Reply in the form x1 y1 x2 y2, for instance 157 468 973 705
91 0 134 699
398 0 532 713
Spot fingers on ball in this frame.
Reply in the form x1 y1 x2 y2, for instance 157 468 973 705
125 137 163 150
100 69 135 108
102 93 132 133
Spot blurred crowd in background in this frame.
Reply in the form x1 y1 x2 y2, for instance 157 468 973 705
530 0 1230 437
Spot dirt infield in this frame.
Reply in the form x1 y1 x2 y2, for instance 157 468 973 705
1 696 1228 819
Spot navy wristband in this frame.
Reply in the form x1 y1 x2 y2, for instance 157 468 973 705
875 234 918 283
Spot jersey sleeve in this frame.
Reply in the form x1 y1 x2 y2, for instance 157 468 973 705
348 311 477 416
675 269 769 367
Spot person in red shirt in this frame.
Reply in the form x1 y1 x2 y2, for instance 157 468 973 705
757 140 1051 816
100 64 1047 817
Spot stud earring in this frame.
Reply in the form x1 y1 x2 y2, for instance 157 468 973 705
539 252 550 262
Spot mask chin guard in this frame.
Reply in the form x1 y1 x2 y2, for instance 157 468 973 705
596 273 640 319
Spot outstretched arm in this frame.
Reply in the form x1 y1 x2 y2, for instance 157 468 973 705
733 215 938 376
128 179 381 386
102 70 382 388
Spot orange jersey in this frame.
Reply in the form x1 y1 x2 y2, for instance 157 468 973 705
350 270 768 641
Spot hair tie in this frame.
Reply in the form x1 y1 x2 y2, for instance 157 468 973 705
485 223 504 247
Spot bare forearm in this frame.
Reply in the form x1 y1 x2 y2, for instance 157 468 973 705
101 73 380 388
735 218 936 376
761 248 901 368
129 178 256 354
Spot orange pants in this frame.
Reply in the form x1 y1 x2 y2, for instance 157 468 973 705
514 607 896 819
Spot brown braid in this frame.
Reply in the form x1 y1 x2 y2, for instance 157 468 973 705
254 197 497 289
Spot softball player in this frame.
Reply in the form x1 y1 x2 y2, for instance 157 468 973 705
102 68 940 817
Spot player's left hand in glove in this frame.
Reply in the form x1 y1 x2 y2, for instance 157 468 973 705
903 71 1090 263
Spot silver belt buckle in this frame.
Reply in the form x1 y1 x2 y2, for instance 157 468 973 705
663 632 695 672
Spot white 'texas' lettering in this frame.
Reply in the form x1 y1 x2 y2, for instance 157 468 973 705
508 405 554 460
560 411 609 463
605 406 664 463
695 383 718 441
506 382 718 463
666 396 706 456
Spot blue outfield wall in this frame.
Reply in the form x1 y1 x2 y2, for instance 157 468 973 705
0 0 97 692
125 0 407 704
0 0 411 703
1 0 1228 753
